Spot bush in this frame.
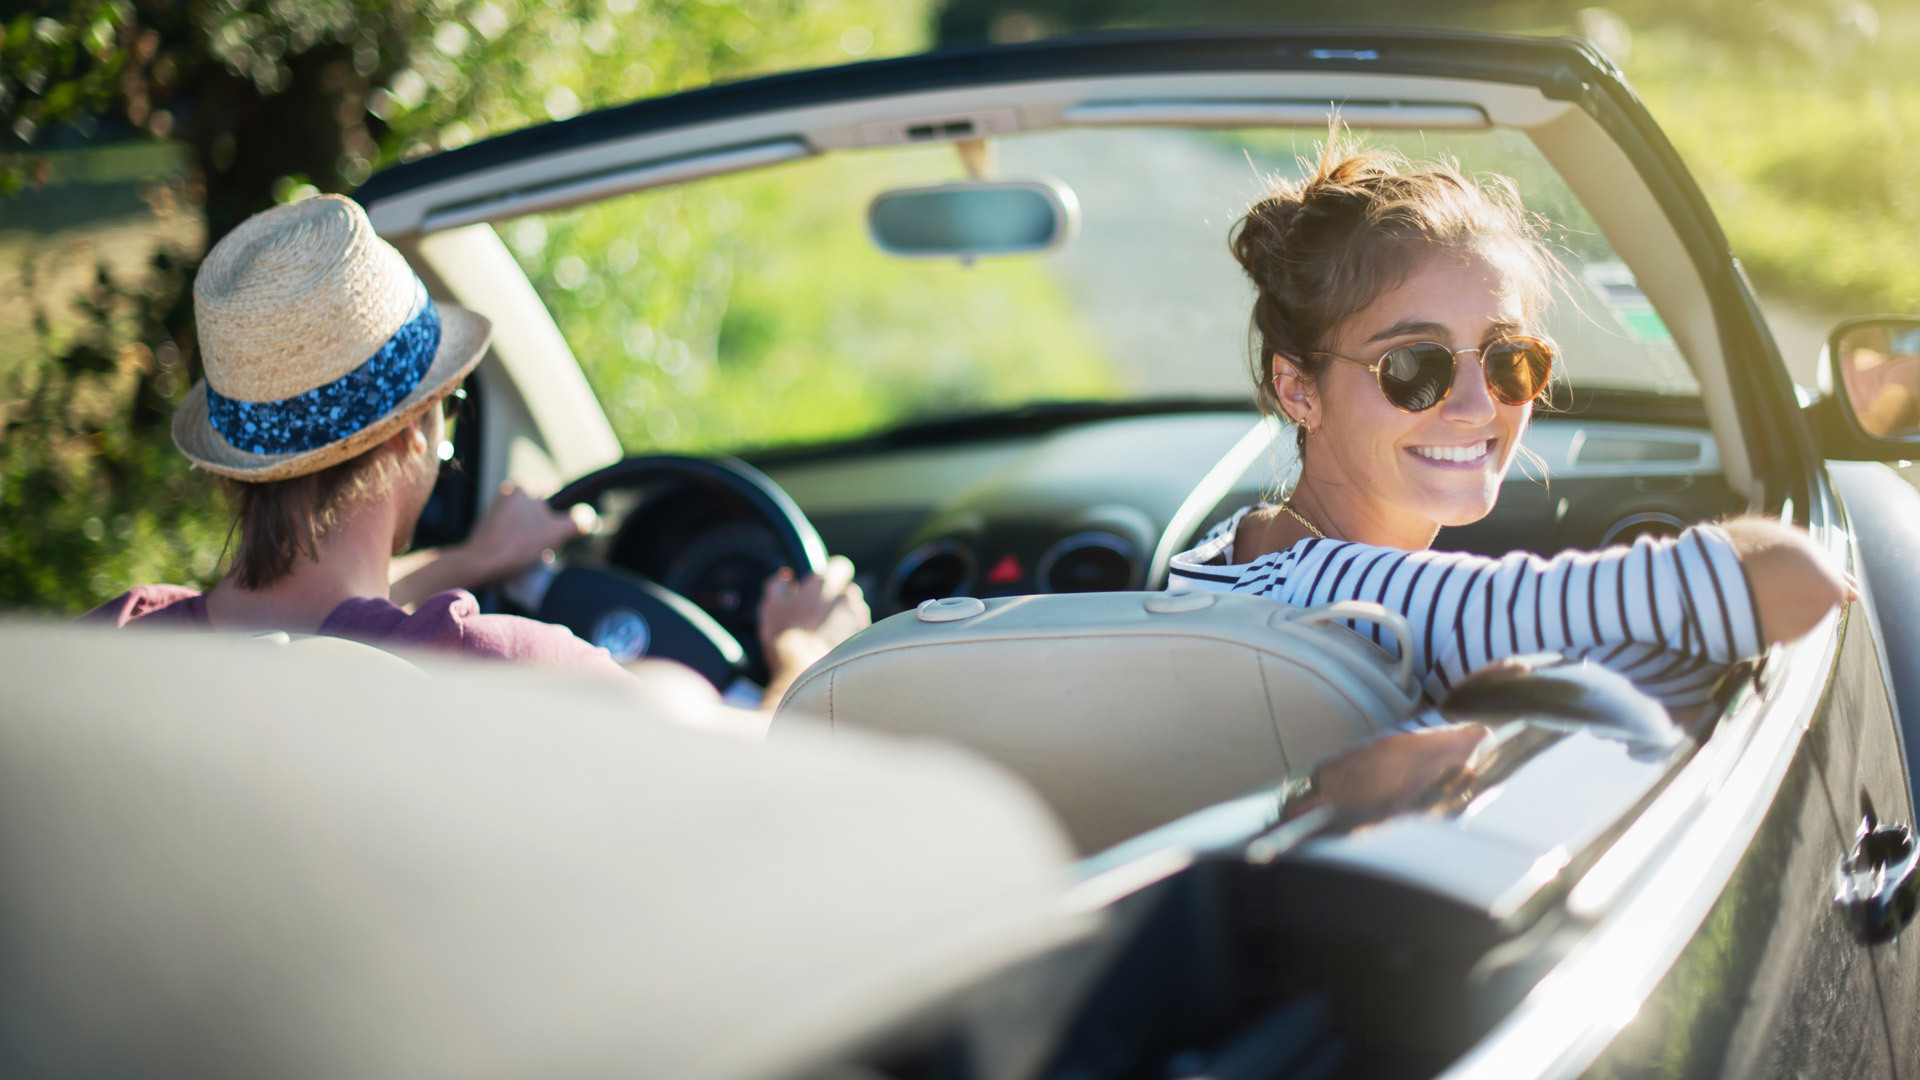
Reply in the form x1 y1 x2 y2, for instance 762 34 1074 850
1623 13 1920 313
1 0 931 614
0 233 229 611
516 147 1115 454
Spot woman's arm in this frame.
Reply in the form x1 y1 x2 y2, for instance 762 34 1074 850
1719 517 1858 645
1231 523 1847 702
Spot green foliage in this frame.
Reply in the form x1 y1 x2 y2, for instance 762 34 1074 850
1 0 931 614
1623 13 1920 313
515 147 1114 454
0 240 229 610
0 2 134 194
372 0 919 163
4 1 416 200
5 0 919 199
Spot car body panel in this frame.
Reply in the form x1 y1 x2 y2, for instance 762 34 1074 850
1571 587 1906 1079
1827 461 1920 1060
1439 604 1848 1078
402 225 621 493
1574 680 1895 1079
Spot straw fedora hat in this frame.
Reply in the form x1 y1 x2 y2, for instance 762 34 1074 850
173 194 492 482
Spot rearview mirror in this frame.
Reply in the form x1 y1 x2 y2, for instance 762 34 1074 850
868 179 1079 259
1811 316 1920 459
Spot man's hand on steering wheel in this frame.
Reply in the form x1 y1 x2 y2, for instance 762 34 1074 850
392 483 599 609
464 483 599 581
537 454 841 692
758 554 871 708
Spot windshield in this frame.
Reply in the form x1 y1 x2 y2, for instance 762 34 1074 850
506 125 1700 455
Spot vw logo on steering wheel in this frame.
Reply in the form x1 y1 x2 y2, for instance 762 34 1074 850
592 608 651 663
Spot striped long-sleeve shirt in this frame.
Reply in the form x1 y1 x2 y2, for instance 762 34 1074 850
1168 506 1766 709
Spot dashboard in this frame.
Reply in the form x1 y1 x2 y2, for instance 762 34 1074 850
723 403 1747 620
482 399 1741 683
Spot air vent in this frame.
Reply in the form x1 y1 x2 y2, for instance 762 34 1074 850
1038 533 1139 593
890 540 977 609
1575 435 1702 464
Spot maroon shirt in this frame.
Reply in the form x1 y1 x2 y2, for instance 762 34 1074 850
86 585 628 680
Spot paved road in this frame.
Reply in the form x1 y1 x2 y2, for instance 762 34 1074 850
999 128 1258 400
1003 127 1698 400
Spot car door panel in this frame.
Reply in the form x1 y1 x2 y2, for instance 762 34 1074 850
1576 684 1895 1079
1816 597 1920 1067
1829 461 1920 825
1819 465 1920 1065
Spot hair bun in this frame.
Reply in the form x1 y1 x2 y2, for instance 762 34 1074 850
1310 147 1400 189
1228 182 1305 282
1231 143 1403 282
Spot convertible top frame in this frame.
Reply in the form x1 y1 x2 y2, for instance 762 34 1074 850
356 28 1819 515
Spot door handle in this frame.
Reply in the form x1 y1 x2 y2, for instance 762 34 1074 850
1835 799 1920 945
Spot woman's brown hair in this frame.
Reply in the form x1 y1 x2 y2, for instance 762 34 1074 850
1230 136 1557 455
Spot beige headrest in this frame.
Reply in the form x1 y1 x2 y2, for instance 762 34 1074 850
772 591 1421 853
242 627 427 674
0 621 1087 1080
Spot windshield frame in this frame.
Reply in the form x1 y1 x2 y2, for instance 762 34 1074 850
366 29 1804 508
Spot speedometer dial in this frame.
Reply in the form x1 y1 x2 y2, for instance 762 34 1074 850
661 522 787 668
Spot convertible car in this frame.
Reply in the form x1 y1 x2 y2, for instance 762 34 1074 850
14 27 1920 1080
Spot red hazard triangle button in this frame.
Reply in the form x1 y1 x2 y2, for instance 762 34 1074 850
984 553 1022 585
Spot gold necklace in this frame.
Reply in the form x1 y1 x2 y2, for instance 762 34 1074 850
1278 500 1326 540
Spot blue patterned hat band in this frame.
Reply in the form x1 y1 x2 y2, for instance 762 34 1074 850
206 278 442 456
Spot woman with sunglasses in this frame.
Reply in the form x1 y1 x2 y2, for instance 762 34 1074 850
1170 144 1853 709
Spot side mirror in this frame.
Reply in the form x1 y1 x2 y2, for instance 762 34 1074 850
868 179 1079 260
1808 315 1920 460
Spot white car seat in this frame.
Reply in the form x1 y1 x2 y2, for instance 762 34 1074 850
0 623 1083 1080
771 590 1423 853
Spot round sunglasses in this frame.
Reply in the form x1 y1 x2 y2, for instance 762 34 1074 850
1304 336 1556 414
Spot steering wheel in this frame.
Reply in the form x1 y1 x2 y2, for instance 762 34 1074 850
534 455 827 690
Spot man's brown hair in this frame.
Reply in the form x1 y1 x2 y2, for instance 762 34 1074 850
222 446 403 589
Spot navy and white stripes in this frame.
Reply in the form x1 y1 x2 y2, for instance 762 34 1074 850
1169 506 1765 709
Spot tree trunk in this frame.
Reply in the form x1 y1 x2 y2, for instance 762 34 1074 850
184 45 372 247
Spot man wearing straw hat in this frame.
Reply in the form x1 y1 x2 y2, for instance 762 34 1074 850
87 195 867 709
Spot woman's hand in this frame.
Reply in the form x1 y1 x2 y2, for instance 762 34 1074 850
1287 724 1489 826
757 555 871 708
1721 518 1857 646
